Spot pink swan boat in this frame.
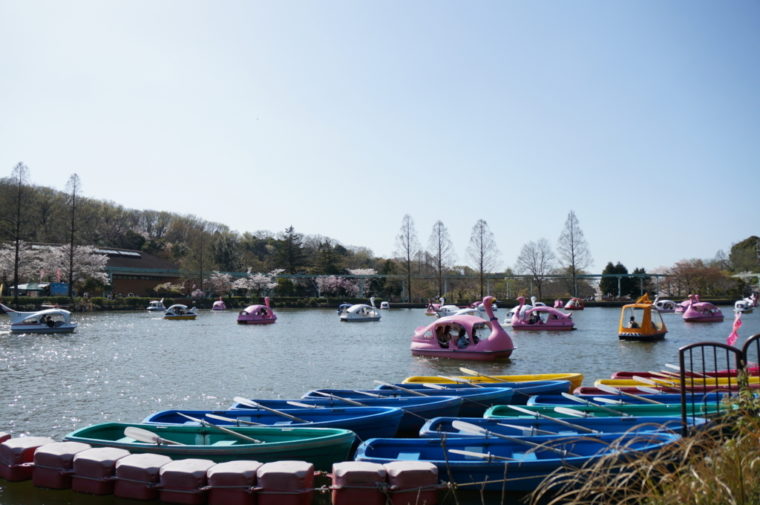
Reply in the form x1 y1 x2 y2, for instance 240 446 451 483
553 299 564 309
564 297 584 310
237 297 277 324
410 296 515 361
211 298 227 311
682 294 724 323
425 297 444 316
510 296 575 331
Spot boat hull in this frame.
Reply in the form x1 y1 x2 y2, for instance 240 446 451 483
9 323 77 334
410 347 512 360
355 433 679 491
618 330 667 341
231 396 464 435
484 402 723 419
402 373 583 391
64 422 354 470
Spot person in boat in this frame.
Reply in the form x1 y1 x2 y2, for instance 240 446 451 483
436 325 451 348
628 316 639 328
528 311 541 324
456 327 469 348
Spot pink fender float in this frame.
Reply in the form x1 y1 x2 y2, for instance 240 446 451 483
236 297 277 325
410 296 515 361
682 294 724 323
511 296 575 331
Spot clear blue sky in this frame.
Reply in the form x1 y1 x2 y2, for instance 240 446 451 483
2 1 758 273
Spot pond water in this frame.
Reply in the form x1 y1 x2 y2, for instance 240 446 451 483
1 306 758 504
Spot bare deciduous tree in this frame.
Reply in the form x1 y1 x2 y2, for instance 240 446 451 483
65 174 81 298
515 238 556 299
9 162 30 303
557 210 592 296
467 219 500 299
428 220 455 297
394 214 420 302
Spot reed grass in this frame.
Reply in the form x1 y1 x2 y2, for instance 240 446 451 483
530 393 760 505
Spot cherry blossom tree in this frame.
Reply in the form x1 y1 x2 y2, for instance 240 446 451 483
205 271 233 295
232 268 282 296
315 275 360 297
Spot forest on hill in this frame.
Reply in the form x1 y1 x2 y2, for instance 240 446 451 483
1 164 758 302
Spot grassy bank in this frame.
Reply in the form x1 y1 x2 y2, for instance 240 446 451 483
530 393 760 505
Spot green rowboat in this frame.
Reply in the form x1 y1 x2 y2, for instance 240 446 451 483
64 422 354 470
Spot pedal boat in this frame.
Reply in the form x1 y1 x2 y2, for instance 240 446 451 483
163 304 198 320
618 294 667 341
410 296 514 360
237 296 277 324
0 303 77 334
510 296 574 331
682 294 724 322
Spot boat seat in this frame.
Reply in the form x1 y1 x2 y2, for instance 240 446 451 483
513 452 538 461
211 440 237 446
116 437 136 443
397 452 420 460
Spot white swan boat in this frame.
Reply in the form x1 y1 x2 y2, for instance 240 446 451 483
0 303 77 334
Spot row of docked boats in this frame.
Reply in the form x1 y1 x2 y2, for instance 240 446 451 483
46 367 737 494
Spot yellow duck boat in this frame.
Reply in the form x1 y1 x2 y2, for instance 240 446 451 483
618 294 667 341
402 371 583 391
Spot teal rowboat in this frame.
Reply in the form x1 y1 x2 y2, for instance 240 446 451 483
484 402 725 419
64 422 354 470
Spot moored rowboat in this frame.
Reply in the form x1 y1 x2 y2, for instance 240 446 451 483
484 402 725 419
64 422 354 470
354 432 680 491
304 386 513 417
229 396 463 435
402 373 583 391
419 415 706 438
143 406 403 441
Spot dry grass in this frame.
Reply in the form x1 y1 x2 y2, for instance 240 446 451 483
529 394 760 505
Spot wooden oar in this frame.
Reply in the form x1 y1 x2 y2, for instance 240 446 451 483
439 376 485 387
561 392 632 417
448 449 515 461
632 375 678 388
348 390 383 398
176 412 263 443
595 383 664 405
459 367 507 382
422 383 448 390
553 406 593 418
665 363 710 378
637 386 666 395
232 397 309 422
373 381 428 396
124 426 183 446
204 413 263 426
506 405 598 433
495 422 558 436
311 391 369 406
591 397 626 405
286 401 323 408
452 421 581 457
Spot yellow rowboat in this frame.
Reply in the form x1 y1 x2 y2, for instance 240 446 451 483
595 376 758 388
403 373 583 391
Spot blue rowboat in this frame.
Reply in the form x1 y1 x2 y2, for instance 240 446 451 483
526 392 727 406
374 380 571 405
306 386 513 417
354 432 680 491
484 402 725 419
418 415 707 438
143 406 403 441
229 396 463 435
64 422 354 470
